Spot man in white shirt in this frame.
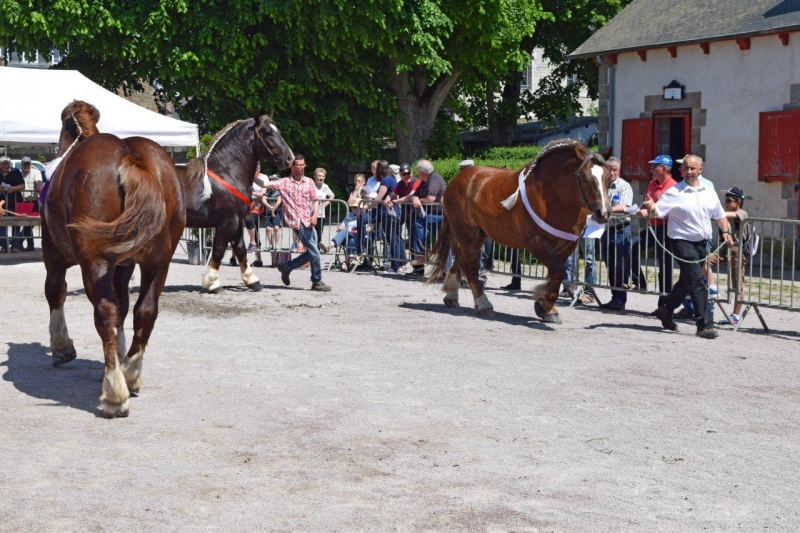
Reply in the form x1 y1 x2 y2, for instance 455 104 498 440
642 154 733 339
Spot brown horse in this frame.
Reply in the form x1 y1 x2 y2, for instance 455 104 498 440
42 100 186 418
428 140 612 323
176 114 293 293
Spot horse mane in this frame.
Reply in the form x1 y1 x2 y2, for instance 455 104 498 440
532 138 583 168
182 118 251 185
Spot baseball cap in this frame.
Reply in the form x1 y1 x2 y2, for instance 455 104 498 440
21 156 32 163
0 156 10 163
399 163 412 174
389 164 400 177
459 159 475 168
648 155 673 167
723 187 745 200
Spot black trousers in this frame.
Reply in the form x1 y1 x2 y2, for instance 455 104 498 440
664 239 713 330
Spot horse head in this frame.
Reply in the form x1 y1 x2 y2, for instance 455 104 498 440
251 112 294 169
573 144 612 224
58 101 100 156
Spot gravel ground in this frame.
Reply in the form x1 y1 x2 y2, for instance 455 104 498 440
1 250 799 531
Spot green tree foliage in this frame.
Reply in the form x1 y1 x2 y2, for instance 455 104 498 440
454 0 633 146
0 0 618 170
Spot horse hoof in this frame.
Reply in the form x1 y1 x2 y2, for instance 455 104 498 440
209 286 225 295
100 399 130 418
534 301 545 318
476 307 494 316
247 282 263 292
444 298 459 308
52 349 77 367
128 388 139 397
542 313 562 324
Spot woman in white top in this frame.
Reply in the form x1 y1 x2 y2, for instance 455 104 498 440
313 167 335 246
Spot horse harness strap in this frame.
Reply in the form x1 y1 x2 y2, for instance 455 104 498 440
206 169 252 207
515 169 579 242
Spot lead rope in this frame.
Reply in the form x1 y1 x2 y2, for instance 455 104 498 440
646 224 729 264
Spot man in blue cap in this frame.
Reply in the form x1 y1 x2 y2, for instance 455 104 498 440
630 154 677 305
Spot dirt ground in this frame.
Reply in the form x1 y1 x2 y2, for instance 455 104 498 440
1 250 799 531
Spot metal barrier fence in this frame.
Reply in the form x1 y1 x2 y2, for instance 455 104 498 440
175 199 799 332
0 217 42 252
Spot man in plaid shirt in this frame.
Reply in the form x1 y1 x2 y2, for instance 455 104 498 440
259 155 331 291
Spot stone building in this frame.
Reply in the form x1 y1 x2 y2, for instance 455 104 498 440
571 0 800 221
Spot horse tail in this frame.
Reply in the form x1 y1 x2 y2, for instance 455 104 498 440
69 155 167 260
426 215 460 286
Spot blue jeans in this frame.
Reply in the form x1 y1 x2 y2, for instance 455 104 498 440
404 215 425 261
601 224 632 303
379 212 405 271
426 213 453 272
331 228 358 255
0 215 23 250
286 225 322 283
565 237 597 285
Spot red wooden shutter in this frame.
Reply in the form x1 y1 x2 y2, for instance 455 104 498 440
621 117 654 180
758 109 800 182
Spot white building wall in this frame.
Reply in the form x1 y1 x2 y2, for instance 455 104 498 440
612 34 799 220
526 49 595 119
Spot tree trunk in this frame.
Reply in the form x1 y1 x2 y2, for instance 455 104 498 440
389 61 460 163
487 70 524 147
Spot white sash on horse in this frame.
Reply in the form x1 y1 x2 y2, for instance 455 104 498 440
500 169 579 242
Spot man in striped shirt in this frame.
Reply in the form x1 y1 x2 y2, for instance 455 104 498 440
258 155 331 292
600 157 634 311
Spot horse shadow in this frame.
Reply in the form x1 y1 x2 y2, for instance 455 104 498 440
398 302 555 331
2 342 103 417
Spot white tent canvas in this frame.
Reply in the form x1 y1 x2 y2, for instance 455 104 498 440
0 68 199 147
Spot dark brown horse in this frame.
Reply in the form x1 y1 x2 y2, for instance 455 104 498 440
428 140 612 323
176 115 294 293
42 100 186 418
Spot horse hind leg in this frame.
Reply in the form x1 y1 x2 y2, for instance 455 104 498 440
443 270 461 308
45 263 77 367
201 227 228 293
113 263 136 361
453 231 493 316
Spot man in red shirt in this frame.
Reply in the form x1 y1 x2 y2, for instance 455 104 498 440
258 155 331 292
630 155 677 306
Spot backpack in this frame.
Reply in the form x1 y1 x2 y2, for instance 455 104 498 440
740 219 759 257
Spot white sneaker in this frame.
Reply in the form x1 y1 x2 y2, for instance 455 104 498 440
720 313 740 326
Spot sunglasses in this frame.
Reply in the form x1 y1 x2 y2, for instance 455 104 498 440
401 172 411 176
725 197 740 203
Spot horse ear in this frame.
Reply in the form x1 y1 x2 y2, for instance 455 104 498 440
573 145 587 161
267 110 274 120
601 146 613 160
251 111 262 128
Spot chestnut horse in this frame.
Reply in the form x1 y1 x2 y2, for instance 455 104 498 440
177 115 294 293
428 140 612 323
42 101 186 418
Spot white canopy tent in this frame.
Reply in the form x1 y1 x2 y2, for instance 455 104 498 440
0 68 199 148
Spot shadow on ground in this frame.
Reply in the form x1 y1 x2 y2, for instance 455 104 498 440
2 342 102 416
399 302 554 331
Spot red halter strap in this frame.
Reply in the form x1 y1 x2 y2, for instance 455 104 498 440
206 169 251 207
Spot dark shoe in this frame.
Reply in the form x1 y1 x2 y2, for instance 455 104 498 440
696 327 719 339
654 305 678 331
318 242 329 254
406 268 424 278
675 307 694 320
252 260 264 267
311 281 331 292
501 280 521 291
606 300 625 311
0 248 7 254
277 263 291 286
229 256 238 266
10 247 20 253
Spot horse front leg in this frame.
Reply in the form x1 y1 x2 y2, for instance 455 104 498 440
201 226 232 293
121 263 168 397
45 258 77 367
81 261 129 418
531 239 570 324
231 220 262 291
